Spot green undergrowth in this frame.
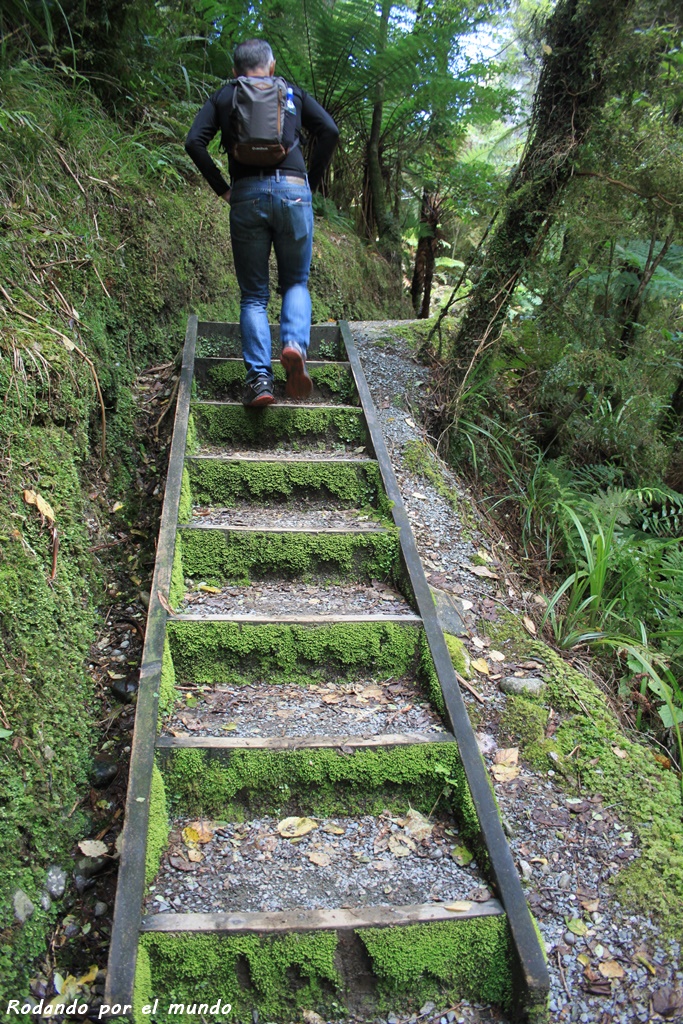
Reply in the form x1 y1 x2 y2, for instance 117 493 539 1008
166 621 438 689
190 403 368 448
196 360 358 405
0 58 406 1001
174 524 401 587
184 457 392 516
486 612 683 938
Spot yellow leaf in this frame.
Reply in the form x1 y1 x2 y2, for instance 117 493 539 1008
76 965 99 986
542 43 553 55
23 489 55 523
444 901 473 913
277 816 318 838
577 953 591 967
111 501 124 513
182 826 200 844
471 658 490 675
307 850 331 867
490 763 521 783
198 584 221 594
321 823 345 835
493 747 519 766
599 960 625 979
186 820 215 843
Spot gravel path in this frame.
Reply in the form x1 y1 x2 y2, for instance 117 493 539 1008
146 810 487 916
349 321 683 1024
189 504 384 531
163 676 449 739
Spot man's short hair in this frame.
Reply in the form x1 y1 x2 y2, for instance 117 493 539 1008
233 39 274 74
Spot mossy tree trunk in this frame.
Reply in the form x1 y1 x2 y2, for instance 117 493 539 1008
447 0 637 384
411 189 441 318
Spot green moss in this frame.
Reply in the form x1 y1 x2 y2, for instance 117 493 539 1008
485 612 683 939
133 942 153 1020
159 638 178 716
177 525 401 585
169 538 185 609
499 696 548 748
444 633 472 679
191 402 367 448
160 743 464 820
185 457 392 516
403 440 458 509
138 930 340 1023
167 620 425 685
185 412 198 457
198 360 358 405
146 764 170 886
177 466 192 524
361 916 514 1010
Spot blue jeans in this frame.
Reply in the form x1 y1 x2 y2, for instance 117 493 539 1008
229 174 314 383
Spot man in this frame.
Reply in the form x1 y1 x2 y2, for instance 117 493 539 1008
185 39 339 406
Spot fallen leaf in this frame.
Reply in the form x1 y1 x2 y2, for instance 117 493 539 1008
321 822 345 835
577 953 591 967
187 848 203 863
612 746 628 759
78 839 108 857
581 899 600 913
182 826 201 844
652 985 683 1018
490 763 521 783
444 901 473 913
198 583 221 594
187 821 215 844
412 492 428 500
23 489 55 523
471 658 490 675
77 965 99 986
566 917 588 936
471 637 485 650
277 816 318 838
523 615 537 635
464 564 498 579
402 809 433 841
169 855 196 872
488 650 506 662
451 844 473 867
307 850 331 867
598 960 625 979
388 833 416 857
111 501 124 513
493 747 519 766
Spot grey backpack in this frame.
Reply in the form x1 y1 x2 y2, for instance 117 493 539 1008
229 76 298 166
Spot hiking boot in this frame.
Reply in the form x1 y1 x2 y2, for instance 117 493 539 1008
242 376 275 407
280 342 312 400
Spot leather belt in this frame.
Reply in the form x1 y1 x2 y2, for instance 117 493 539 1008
237 173 307 183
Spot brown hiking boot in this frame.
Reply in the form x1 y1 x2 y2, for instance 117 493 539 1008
280 343 312 400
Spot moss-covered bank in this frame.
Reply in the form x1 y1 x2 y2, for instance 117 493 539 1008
0 59 407 1001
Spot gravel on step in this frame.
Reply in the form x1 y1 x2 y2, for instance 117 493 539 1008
163 676 449 739
146 810 488 915
194 442 371 460
189 505 386 532
179 579 415 617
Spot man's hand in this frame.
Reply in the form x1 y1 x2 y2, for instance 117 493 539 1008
221 189 231 203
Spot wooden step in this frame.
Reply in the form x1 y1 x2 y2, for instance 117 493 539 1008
194 357 358 405
156 731 455 750
189 400 368 449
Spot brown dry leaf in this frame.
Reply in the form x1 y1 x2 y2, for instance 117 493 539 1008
307 850 332 867
612 746 628 759
322 693 344 705
523 615 537 635
581 899 600 913
471 637 485 650
599 960 625 979
277 816 318 838
465 564 499 579
488 650 506 662
321 823 345 835
402 808 433 841
78 839 108 857
362 684 384 699
187 820 215 844
187 848 203 863
302 1011 326 1024
493 747 519 766
23 489 56 523
444 901 473 913
169 855 196 872
388 833 416 857
471 658 490 676
652 985 683 1018
490 763 521 783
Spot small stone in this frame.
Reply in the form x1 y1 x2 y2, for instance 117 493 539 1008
500 675 546 697
420 1003 436 1016
110 677 138 703
557 870 571 889
564 931 576 945
94 901 108 917
40 892 52 911
91 758 118 788
75 855 108 879
13 889 35 923
44 865 67 899
519 859 533 880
